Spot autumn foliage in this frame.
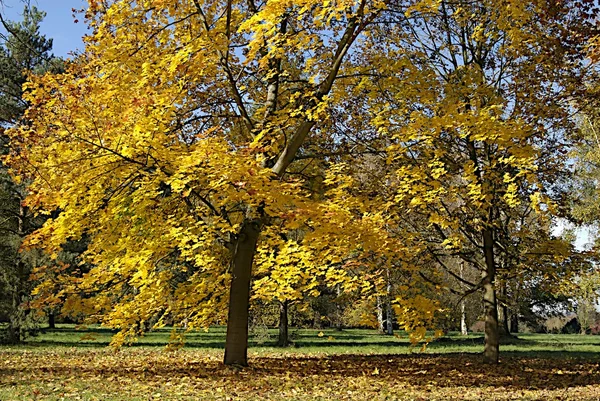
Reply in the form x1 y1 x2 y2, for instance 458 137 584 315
5 0 600 365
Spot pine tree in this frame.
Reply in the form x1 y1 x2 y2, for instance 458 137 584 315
0 6 61 343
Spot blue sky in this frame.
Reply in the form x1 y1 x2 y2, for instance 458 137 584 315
1 0 88 58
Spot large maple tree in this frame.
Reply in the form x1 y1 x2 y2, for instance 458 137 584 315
6 0 598 366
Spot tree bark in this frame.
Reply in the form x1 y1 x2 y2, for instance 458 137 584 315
335 285 343 331
224 219 261 366
278 300 289 347
498 283 510 338
386 296 393 335
376 296 385 333
460 261 468 335
385 269 393 335
48 312 55 329
498 305 511 337
510 313 518 333
498 304 510 337
460 299 468 335
482 228 499 364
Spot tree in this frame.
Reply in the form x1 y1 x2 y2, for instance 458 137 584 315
8 0 418 366
346 0 598 363
251 230 359 346
0 5 61 343
573 271 600 334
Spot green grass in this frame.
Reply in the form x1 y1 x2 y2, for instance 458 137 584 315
16 324 600 358
2 325 600 400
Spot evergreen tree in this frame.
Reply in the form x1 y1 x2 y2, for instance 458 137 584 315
0 6 61 343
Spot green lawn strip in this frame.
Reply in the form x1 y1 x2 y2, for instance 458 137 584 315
2 326 600 400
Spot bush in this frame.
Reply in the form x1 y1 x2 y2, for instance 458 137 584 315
544 316 567 334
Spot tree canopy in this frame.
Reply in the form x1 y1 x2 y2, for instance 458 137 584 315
6 0 600 364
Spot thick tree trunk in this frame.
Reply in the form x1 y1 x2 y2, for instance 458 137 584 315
482 228 499 364
460 299 468 335
376 296 385 333
48 312 56 329
482 283 499 363
224 220 261 366
278 300 289 347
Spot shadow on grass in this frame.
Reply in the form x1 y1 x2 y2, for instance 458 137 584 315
430 336 540 346
22 328 600 359
22 339 410 349
499 350 600 359
2 352 600 391
20 339 600 362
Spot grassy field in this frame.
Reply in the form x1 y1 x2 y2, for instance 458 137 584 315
1 325 600 400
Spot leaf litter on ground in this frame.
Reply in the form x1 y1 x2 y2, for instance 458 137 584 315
1 348 600 400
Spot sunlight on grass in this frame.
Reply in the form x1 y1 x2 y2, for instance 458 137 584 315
2 326 600 400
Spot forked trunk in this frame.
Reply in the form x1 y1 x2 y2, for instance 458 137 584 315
482 228 499 364
224 220 261 366
278 300 289 347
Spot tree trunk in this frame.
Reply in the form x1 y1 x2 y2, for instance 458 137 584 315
8 276 21 344
224 219 261 366
460 299 468 335
500 308 510 338
510 313 518 334
376 296 385 333
335 285 343 331
6 325 18 344
497 282 510 338
482 228 499 364
384 269 393 335
385 290 394 336
48 312 55 329
386 298 394 335
498 304 510 336
278 300 289 347
460 261 468 335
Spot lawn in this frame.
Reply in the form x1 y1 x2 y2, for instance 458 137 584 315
1 325 600 400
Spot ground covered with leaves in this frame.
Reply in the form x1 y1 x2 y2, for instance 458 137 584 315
1 327 600 400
